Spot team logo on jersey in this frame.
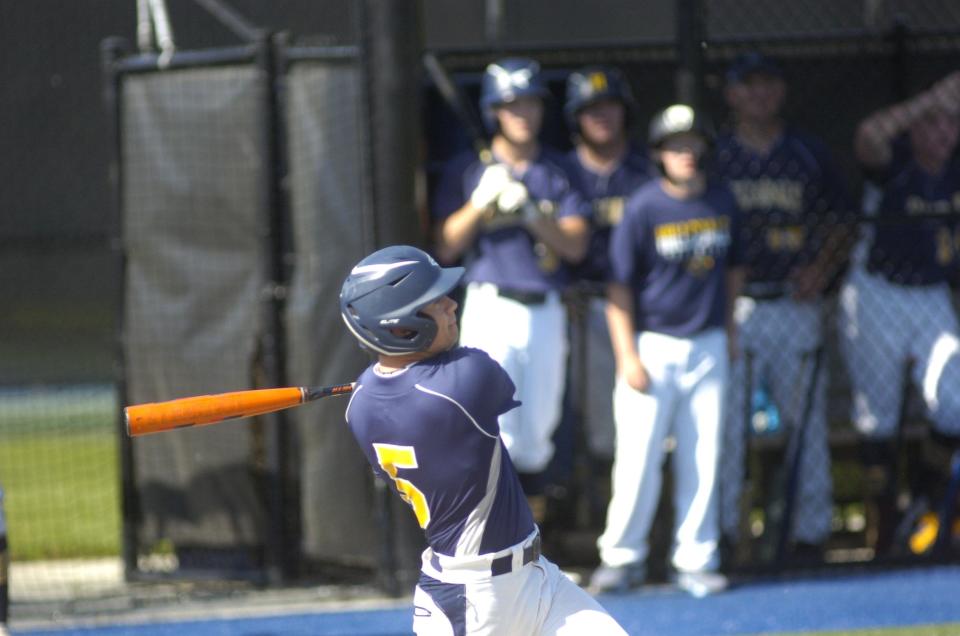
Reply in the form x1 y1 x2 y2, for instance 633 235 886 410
905 192 960 216
488 62 538 93
764 225 806 252
653 216 731 276
594 197 625 227
729 178 804 214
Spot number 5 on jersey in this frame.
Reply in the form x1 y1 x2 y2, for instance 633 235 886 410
373 443 431 528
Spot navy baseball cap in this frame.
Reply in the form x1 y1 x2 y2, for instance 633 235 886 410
725 52 783 84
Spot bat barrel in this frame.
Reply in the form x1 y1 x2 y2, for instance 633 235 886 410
125 387 306 437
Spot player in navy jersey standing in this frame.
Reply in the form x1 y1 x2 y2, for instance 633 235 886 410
432 57 591 524
340 245 627 635
839 71 960 552
563 66 654 470
713 52 853 560
588 104 744 597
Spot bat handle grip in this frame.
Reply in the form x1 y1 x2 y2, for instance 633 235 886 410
304 382 355 402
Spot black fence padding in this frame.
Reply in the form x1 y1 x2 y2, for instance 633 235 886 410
122 67 268 558
282 61 418 574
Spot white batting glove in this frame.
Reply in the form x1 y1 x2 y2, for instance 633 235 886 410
496 180 530 214
470 164 512 211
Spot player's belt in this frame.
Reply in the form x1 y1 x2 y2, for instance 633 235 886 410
430 534 542 577
496 287 548 305
742 281 789 301
490 534 541 576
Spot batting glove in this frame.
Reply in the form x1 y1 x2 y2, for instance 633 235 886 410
470 164 512 211
496 180 530 215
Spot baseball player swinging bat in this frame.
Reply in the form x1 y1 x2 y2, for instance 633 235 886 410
125 383 355 437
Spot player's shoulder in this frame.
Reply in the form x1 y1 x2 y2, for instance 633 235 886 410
441 346 502 377
439 149 485 180
626 178 663 205
706 179 739 207
782 127 835 164
624 145 652 170
537 145 579 177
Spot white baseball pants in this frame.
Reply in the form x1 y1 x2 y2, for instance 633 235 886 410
598 328 727 573
458 282 568 473
719 296 833 545
413 532 627 635
840 267 960 438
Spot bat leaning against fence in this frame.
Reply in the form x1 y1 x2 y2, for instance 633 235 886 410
124 383 355 437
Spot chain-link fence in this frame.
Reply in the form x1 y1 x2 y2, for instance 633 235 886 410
3 0 960 623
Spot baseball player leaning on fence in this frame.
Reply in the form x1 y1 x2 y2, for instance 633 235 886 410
339 245 627 635
713 52 855 561
431 57 591 525
839 70 960 551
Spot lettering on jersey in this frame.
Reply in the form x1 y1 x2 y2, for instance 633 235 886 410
906 192 960 217
729 178 804 215
653 216 731 276
764 225 807 252
373 443 431 528
936 225 960 266
594 196 625 227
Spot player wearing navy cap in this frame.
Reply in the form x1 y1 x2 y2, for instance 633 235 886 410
838 71 960 551
713 51 853 560
432 57 591 523
564 66 654 465
340 245 627 635
588 104 744 597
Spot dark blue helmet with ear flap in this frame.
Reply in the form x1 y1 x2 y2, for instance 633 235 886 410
340 245 464 355
564 66 636 134
480 57 550 131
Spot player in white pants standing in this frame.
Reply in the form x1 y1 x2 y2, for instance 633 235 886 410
588 104 745 597
432 58 590 522
839 71 960 551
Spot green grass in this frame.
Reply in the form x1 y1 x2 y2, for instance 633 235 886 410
771 625 960 635
0 386 120 560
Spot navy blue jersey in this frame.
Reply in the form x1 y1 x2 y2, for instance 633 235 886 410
345 347 535 557
566 147 654 285
864 138 960 286
712 129 851 285
609 179 742 337
431 147 591 293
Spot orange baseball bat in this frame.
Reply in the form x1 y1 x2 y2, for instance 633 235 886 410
125 383 355 437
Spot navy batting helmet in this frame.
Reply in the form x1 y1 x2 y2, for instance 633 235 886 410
563 66 636 133
480 57 550 131
340 245 464 356
648 103 713 148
